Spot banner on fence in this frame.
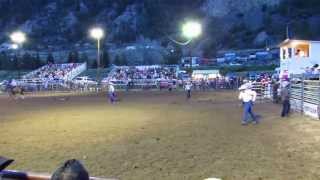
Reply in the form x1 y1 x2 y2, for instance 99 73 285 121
303 102 320 119
290 99 302 111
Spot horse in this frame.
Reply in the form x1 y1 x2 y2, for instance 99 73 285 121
6 86 25 100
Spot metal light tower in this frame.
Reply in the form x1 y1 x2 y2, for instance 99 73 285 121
181 21 202 70
10 31 26 78
90 27 104 82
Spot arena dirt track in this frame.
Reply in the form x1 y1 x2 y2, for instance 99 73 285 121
0 91 320 180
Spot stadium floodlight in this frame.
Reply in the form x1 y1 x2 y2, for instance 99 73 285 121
90 27 104 40
11 44 18 50
182 21 202 39
90 27 105 82
9 31 26 79
168 21 202 46
10 31 26 45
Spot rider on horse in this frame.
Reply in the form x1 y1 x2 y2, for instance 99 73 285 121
6 79 24 98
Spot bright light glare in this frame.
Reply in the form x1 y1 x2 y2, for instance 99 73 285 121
11 44 18 49
182 21 202 39
10 31 26 44
90 27 104 39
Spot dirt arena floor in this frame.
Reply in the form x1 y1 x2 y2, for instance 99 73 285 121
0 91 320 180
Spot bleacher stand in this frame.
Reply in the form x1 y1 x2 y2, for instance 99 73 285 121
23 63 81 81
18 63 86 92
108 65 178 82
104 65 179 90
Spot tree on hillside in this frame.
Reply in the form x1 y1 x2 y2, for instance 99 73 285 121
79 52 89 64
74 50 79 63
101 50 110 68
47 53 55 64
119 54 128 66
34 52 42 68
21 52 33 69
68 51 79 63
0 53 3 70
0 52 13 70
12 55 18 70
166 45 182 65
114 54 121 66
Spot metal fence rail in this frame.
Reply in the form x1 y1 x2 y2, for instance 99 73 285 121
251 82 272 102
290 75 320 119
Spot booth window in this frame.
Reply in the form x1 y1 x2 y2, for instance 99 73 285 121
288 48 292 58
282 49 286 59
294 44 309 57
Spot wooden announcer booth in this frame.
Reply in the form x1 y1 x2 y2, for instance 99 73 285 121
279 39 320 78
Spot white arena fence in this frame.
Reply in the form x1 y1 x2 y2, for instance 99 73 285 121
1 78 245 95
251 82 273 102
290 74 320 119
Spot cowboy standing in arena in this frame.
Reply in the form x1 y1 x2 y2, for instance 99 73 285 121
108 82 116 104
185 81 192 99
238 83 258 125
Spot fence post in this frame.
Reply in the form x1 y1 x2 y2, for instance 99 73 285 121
301 75 305 115
318 80 320 119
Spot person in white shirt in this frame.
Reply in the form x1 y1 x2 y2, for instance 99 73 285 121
108 82 116 104
10 79 17 88
238 83 258 125
185 81 192 99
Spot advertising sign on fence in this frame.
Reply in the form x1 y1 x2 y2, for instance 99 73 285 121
303 102 320 119
290 99 302 112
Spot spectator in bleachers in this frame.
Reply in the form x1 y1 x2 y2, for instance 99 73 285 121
51 159 89 180
109 66 178 82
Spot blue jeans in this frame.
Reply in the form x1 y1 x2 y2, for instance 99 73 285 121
243 101 257 123
186 90 191 99
108 92 115 103
281 99 290 117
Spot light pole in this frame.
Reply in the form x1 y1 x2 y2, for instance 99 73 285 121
90 27 104 83
10 31 26 79
167 21 202 73
181 21 202 71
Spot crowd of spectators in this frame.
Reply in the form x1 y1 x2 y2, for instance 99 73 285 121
304 64 320 80
26 63 80 81
191 77 242 90
108 66 178 82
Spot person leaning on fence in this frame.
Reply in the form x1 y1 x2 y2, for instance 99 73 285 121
280 81 290 118
238 83 258 125
272 80 280 104
108 82 116 104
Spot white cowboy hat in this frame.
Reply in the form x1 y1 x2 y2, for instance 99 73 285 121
238 84 247 90
246 83 253 89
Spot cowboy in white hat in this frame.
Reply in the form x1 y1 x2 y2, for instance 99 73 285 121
238 83 258 125
184 81 192 99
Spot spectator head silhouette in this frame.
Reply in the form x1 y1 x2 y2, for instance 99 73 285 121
51 159 89 180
